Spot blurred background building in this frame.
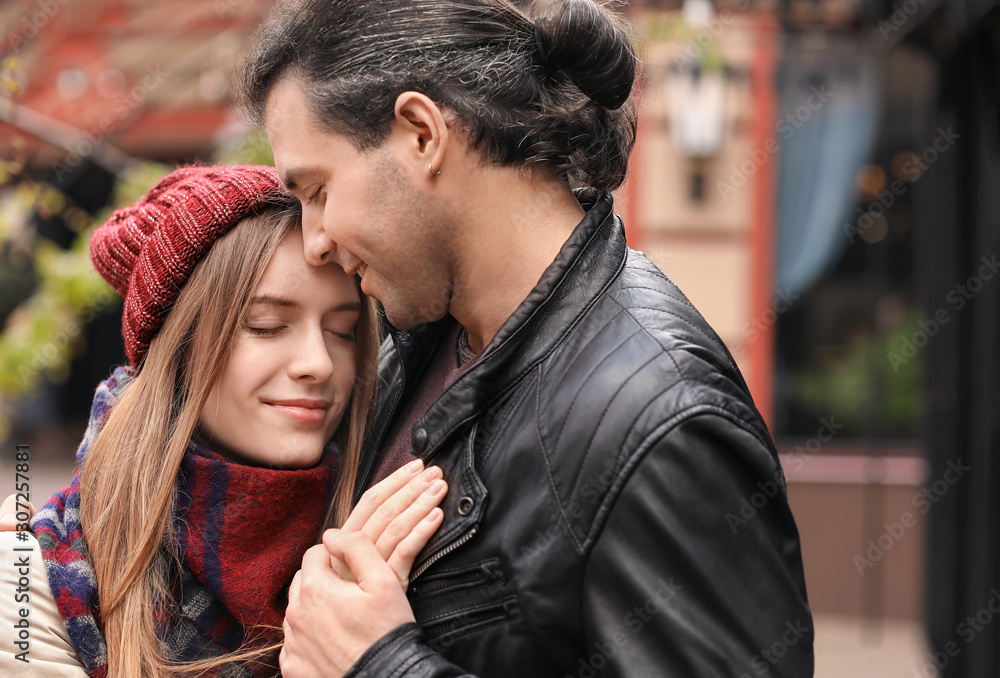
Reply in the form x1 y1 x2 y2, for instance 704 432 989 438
0 0 997 676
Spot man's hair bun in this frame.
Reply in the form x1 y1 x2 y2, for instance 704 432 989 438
532 0 637 110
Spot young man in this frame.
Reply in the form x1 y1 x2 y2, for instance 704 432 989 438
238 1 814 676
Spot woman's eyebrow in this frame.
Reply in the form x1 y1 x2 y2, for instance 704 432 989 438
330 301 364 313
250 295 363 313
250 294 299 309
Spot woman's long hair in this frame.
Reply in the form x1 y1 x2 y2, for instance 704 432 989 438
79 203 381 677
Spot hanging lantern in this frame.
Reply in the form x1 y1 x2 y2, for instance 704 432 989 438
663 0 734 202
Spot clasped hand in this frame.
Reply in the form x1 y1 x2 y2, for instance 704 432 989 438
285 459 446 677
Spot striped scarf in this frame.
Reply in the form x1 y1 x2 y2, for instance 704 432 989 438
32 367 337 677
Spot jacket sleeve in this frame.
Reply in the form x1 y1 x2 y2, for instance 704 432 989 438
344 410 814 678
0 531 88 676
578 410 814 677
342 623 473 678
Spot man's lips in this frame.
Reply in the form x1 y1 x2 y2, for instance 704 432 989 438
344 260 367 278
265 399 331 425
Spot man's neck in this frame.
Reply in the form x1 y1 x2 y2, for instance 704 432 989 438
443 166 586 353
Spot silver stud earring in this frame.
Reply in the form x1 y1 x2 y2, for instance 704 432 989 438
429 163 441 177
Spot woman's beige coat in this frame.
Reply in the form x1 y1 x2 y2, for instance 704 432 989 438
0 531 86 675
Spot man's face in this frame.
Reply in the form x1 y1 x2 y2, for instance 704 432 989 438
265 77 456 330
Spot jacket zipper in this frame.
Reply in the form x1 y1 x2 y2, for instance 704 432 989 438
415 567 493 596
410 527 478 583
421 598 514 641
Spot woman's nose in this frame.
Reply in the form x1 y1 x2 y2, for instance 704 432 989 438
288 327 335 383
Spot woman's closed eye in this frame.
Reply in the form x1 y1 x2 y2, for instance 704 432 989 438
326 327 356 342
245 324 285 337
244 323 354 342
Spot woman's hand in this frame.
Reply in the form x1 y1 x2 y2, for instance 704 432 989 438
334 459 446 588
0 494 34 532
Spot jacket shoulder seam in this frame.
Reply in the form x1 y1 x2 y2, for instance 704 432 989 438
609 292 737 373
536 365 586 556
611 279 697 312
607 294 689 380
551 321 643 458
582 404 774 551
568 347 665 501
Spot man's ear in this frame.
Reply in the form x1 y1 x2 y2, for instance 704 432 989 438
393 92 450 177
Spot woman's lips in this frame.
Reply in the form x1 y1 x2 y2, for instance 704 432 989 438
265 399 330 425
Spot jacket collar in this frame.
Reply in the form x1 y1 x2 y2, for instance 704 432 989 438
409 192 626 459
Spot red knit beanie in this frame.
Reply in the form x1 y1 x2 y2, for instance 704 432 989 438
90 165 284 367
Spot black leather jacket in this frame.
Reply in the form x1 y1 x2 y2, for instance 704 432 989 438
347 195 814 677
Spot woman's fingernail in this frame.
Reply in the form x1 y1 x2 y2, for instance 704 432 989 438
420 466 440 481
404 459 423 473
425 479 446 496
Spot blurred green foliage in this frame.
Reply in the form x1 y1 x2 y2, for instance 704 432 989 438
639 12 729 74
0 161 172 440
0 127 273 440
791 314 923 438
214 129 275 167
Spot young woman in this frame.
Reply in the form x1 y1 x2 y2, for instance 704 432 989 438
0 165 446 677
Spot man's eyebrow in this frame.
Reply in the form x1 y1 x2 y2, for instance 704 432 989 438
281 166 326 192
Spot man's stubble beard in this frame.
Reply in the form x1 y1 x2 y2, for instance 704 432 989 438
366 152 457 331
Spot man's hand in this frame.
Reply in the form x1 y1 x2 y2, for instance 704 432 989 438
0 494 34 531
281 522 437 677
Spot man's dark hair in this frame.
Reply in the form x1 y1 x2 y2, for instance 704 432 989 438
237 0 639 193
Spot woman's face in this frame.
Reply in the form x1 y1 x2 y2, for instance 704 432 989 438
199 228 361 468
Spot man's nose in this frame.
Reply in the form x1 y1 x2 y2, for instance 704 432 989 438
302 212 336 267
